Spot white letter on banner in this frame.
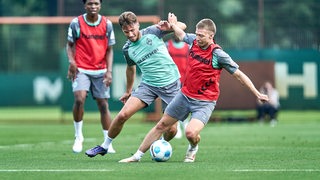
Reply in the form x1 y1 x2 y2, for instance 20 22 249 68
275 62 317 99
112 64 141 99
33 77 62 104
112 64 127 99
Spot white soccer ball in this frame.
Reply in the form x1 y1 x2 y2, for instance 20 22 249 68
150 139 172 162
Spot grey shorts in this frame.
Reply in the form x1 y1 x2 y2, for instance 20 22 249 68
131 80 181 111
165 91 216 124
72 72 110 99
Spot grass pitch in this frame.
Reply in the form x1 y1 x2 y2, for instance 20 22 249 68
0 108 319 180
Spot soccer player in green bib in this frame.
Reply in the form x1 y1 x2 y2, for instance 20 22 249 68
85 11 187 157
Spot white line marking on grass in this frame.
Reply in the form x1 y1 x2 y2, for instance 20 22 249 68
0 138 98 149
0 169 114 172
232 169 320 172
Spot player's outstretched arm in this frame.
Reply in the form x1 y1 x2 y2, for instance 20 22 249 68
232 69 269 102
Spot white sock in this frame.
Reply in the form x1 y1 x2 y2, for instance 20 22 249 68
101 135 113 149
102 130 108 140
133 150 144 160
74 121 83 140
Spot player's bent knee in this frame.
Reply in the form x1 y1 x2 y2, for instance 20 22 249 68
155 122 170 132
165 125 177 135
74 98 85 107
185 130 197 140
115 112 132 124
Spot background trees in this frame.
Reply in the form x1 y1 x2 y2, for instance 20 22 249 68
0 0 319 72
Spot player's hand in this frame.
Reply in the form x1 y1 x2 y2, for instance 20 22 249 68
168 12 177 25
258 93 269 103
119 92 131 104
103 71 112 87
67 62 78 81
156 20 171 31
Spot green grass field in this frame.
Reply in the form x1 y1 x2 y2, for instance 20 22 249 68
0 107 320 180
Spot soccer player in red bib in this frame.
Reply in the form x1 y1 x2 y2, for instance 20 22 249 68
66 0 116 153
119 13 269 163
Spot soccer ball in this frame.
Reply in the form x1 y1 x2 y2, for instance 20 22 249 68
150 140 172 162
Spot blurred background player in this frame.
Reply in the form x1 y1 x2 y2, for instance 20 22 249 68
66 0 116 153
256 81 280 127
166 36 189 139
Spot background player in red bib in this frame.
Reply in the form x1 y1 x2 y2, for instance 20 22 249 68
66 0 116 153
119 13 269 163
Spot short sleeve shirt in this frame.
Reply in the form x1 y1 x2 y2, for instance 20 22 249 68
122 25 180 87
183 33 239 74
67 14 115 46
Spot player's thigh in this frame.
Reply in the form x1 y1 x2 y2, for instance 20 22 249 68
72 72 90 92
131 83 158 106
165 91 190 121
158 80 181 106
158 113 179 129
90 74 110 99
118 96 147 118
190 100 216 125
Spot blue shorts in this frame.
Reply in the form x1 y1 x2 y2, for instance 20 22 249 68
72 72 110 99
165 91 216 124
131 80 181 111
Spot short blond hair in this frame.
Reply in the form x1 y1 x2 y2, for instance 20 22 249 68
196 19 216 35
